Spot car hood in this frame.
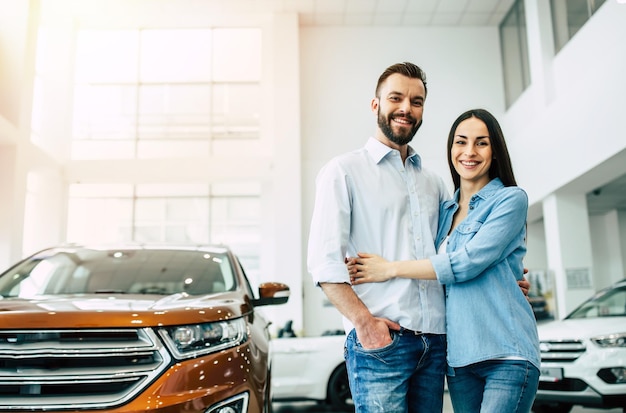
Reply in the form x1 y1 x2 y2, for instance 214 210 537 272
537 317 626 340
0 293 252 329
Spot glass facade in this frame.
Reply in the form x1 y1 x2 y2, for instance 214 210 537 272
551 0 606 53
500 0 530 108
71 28 262 159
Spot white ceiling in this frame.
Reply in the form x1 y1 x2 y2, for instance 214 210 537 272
586 173 626 216
225 0 516 27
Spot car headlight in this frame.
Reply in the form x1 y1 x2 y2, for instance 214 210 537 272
158 318 248 359
591 333 626 348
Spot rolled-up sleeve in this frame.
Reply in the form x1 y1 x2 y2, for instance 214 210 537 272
307 161 351 285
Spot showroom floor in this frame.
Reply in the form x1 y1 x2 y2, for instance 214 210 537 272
273 395 622 413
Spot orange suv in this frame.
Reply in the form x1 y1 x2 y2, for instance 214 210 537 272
0 245 289 413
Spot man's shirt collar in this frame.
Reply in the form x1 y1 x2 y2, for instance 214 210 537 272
365 137 422 168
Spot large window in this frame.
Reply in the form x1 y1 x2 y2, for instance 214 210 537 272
72 28 262 159
500 0 530 108
66 182 262 283
551 0 606 53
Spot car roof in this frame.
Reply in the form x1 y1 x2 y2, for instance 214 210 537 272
37 243 232 255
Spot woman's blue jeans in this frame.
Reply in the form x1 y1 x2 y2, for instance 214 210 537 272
345 328 447 413
447 359 540 413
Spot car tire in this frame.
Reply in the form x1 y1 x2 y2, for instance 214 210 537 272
265 369 273 413
532 403 572 413
327 363 353 411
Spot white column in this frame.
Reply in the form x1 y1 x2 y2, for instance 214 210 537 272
0 148 19 269
542 193 595 318
258 12 304 335
588 212 622 290
621 210 626 279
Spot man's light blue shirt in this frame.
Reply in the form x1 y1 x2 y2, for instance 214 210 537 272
308 137 449 334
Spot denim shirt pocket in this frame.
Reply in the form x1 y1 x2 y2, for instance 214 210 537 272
454 221 483 236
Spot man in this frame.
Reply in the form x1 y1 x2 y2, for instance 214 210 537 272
307 62 448 412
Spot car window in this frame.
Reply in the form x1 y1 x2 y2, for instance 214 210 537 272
234 256 257 299
0 248 237 298
567 284 626 319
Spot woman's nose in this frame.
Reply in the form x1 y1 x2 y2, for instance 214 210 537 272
464 145 476 156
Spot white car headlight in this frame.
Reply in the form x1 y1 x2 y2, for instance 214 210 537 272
159 318 248 359
591 333 626 348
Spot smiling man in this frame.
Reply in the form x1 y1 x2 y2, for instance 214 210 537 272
307 62 450 413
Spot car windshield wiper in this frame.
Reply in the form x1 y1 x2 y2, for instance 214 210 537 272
93 288 173 295
135 287 170 295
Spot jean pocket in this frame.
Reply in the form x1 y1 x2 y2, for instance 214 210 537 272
354 329 399 354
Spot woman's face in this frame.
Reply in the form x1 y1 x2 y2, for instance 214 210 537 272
451 116 492 187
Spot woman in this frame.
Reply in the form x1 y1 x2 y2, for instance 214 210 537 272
349 108 540 413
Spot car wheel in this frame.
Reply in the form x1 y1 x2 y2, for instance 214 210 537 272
265 372 273 413
532 403 572 413
327 363 353 411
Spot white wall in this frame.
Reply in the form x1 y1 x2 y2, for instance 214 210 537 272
506 1 626 214
300 26 507 335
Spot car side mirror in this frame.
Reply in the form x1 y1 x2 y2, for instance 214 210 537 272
252 282 290 306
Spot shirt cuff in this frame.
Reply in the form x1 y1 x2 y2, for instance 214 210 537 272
429 253 454 285
310 262 351 286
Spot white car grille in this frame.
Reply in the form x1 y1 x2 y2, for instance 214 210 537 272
539 339 586 362
0 328 170 411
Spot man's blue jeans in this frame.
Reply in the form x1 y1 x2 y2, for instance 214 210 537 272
447 359 540 413
345 328 447 413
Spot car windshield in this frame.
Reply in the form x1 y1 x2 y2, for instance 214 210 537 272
567 283 626 319
0 247 237 298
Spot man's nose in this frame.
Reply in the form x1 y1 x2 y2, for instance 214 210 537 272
399 98 412 113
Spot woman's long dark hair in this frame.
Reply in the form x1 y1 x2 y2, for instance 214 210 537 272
447 108 517 191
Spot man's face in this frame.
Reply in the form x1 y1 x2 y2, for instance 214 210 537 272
372 73 425 147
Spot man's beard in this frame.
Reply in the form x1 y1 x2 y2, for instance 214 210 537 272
377 110 422 146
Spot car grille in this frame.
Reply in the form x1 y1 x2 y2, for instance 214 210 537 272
539 339 586 362
0 328 170 411
538 378 588 392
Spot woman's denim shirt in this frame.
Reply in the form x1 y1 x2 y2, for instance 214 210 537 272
430 178 540 369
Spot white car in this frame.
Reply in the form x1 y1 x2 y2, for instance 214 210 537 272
532 279 626 413
271 329 352 410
